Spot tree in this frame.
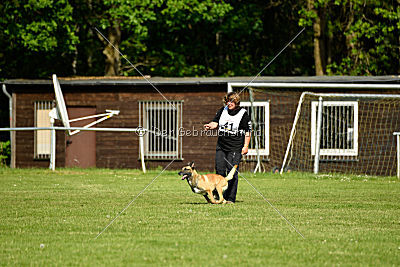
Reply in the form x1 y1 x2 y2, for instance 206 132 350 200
300 0 400 75
0 0 78 78
332 0 400 75
91 0 233 76
2 0 397 78
141 0 233 76
143 0 313 77
90 0 162 76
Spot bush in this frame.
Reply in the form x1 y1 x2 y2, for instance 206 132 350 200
0 141 11 167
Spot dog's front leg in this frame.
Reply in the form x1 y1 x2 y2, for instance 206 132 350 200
203 194 212 203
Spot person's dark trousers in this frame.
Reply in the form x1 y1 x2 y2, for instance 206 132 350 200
215 146 242 202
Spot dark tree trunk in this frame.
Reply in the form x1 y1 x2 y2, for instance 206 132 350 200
103 24 121 76
398 0 400 73
309 0 327 76
313 6 327 75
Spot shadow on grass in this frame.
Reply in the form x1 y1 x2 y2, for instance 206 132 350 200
180 200 244 205
180 202 209 205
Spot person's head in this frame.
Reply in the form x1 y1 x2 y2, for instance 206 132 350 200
223 92 240 110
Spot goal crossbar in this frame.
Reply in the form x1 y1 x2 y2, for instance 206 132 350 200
228 82 400 91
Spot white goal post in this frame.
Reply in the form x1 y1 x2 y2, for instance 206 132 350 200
394 132 400 179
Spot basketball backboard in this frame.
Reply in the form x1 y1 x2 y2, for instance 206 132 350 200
52 74 120 135
53 74 72 134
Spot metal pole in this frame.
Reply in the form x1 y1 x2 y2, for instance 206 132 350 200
314 97 323 174
397 134 399 179
280 92 307 174
0 126 147 172
139 134 146 173
249 88 261 173
0 127 145 132
49 123 56 171
2 84 13 168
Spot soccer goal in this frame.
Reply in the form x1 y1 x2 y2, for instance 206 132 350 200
228 82 400 176
281 92 400 176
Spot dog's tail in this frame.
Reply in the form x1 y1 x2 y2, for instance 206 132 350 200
225 165 238 181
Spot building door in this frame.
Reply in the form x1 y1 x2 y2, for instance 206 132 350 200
65 107 96 168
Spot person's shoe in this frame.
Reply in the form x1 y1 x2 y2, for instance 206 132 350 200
223 200 234 204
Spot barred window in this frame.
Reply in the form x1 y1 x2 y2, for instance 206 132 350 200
139 101 183 160
34 101 53 159
241 102 269 156
311 101 358 156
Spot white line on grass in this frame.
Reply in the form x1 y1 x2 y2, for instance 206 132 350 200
94 159 175 239
94 27 177 110
223 158 305 239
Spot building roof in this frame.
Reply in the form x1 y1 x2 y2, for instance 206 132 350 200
4 75 400 86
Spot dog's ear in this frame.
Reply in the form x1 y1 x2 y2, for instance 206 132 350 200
190 162 195 169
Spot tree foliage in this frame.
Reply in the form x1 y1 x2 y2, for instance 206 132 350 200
0 0 399 78
300 0 400 75
0 0 78 77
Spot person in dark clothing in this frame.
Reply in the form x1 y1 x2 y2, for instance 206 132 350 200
204 92 251 203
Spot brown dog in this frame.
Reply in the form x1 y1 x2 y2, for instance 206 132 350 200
179 162 238 204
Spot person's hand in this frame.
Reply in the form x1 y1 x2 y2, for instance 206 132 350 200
204 122 218 130
242 146 249 155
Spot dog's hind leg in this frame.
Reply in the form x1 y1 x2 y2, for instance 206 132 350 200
215 186 225 204
206 190 218 204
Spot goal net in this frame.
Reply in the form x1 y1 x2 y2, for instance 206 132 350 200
229 83 400 176
229 86 303 173
281 92 400 176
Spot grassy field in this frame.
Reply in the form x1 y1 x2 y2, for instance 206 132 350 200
0 167 399 266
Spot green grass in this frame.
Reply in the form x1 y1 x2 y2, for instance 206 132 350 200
0 168 399 266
